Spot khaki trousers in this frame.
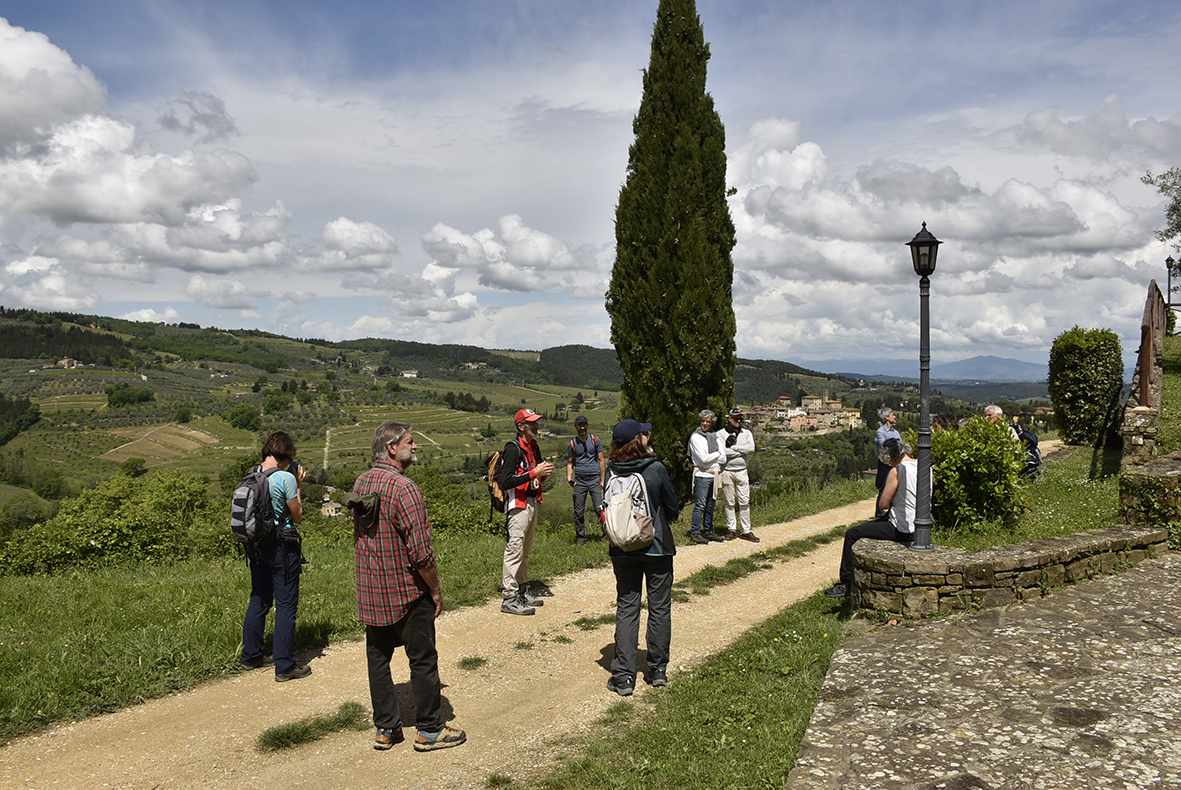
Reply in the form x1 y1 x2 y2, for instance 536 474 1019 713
502 499 539 597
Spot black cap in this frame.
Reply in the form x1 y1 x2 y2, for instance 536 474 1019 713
574 415 589 425
612 418 652 445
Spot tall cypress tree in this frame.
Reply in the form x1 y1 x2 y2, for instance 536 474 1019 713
606 0 736 496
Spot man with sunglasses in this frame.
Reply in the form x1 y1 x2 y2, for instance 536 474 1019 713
717 408 758 542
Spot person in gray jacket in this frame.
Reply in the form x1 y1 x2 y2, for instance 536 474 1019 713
604 418 679 696
717 408 758 542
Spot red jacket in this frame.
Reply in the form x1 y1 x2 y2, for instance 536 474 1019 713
497 437 543 510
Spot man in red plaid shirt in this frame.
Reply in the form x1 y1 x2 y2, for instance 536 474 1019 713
351 421 466 752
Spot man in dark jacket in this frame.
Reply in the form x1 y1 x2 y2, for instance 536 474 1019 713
604 418 679 695
497 408 554 615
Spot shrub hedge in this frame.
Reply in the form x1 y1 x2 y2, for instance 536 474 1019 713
1047 326 1123 446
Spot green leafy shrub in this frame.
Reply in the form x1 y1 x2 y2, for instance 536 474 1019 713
263 393 290 414
408 464 496 535
0 471 230 575
105 382 155 408
912 417 1028 529
225 403 262 431
1048 326 1123 446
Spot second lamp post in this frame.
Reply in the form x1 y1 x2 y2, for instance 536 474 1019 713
906 223 940 553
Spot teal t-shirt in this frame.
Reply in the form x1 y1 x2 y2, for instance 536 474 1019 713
267 469 298 531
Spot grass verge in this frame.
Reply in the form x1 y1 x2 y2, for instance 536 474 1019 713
1157 334 1181 454
516 591 847 790
255 701 370 752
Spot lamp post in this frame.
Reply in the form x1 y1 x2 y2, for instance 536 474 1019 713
906 222 941 553
1168 256 1176 310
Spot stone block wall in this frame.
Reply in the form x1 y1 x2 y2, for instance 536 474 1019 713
851 525 1167 617
1121 450 1181 548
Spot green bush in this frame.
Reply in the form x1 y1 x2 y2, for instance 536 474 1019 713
0 471 231 575
105 382 155 408
225 403 262 432
407 464 496 535
1047 326 1123 446
911 417 1028 529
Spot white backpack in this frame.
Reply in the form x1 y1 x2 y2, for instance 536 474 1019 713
602 472 654 552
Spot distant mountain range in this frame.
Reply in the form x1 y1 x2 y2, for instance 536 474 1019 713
799 355 1048 383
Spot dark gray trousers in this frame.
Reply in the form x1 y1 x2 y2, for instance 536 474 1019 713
611 554 674 681
572 474 603 539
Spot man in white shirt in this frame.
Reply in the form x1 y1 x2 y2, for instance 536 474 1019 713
687 409 723 544
717 408 758 542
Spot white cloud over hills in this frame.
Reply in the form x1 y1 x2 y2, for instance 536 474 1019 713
0 3 1179 374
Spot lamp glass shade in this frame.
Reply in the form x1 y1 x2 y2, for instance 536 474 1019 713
907 222 941 277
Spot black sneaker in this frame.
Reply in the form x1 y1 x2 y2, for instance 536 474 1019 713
607 675 634 696
651 667 668 687
823 583 849 599
275 663 312 682
241 654 274 670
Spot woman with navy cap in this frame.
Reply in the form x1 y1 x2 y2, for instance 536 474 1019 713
603 418 679 696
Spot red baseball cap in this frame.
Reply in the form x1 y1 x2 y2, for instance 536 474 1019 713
514 408 542 425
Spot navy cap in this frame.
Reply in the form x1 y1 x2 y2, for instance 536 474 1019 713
612 418 652 445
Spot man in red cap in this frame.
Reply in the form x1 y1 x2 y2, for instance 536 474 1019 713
497 409 555 615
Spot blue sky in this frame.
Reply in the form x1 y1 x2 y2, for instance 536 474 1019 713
1 1 1180 374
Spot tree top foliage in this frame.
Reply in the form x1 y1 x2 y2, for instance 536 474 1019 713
607 0 737 495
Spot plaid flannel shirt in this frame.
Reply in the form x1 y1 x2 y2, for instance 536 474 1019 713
352 459 437 626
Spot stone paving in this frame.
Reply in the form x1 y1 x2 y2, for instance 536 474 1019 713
787 552 1181 790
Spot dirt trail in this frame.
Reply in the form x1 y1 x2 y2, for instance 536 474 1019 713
1 498 876 790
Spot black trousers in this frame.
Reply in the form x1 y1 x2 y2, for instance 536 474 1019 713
874 462 892 518
839 520 913 587
366 593 443 733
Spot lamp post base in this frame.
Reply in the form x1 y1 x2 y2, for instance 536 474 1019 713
909 543 936 553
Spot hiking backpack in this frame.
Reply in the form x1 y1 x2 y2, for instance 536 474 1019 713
602 472 654 552
484 450 507 517
568 434 599 458
230 466 280 546
1016 428 1042 479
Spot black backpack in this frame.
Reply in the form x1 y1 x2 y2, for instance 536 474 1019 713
1016 428 1042 479
230 466 280 546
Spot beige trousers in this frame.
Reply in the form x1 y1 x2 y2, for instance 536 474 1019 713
719 468 751 533
502 499 539 597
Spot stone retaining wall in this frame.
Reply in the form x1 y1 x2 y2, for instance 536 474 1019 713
851 525 1167 617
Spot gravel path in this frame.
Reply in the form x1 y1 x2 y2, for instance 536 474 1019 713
0 497 874 790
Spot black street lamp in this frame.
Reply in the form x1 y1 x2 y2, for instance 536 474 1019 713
906 222 941 553
1168 256 1176 310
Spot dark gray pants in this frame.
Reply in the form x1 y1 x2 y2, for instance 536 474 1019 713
366 593 443 732
572 474 603 539
611 554 674 681
839 520 913 587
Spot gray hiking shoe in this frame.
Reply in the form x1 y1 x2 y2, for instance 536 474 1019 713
501 594 535 616
521 590 545 607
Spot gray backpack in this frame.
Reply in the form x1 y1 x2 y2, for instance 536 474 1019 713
230 467 279 546
602 472 654 551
